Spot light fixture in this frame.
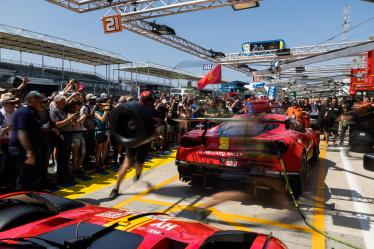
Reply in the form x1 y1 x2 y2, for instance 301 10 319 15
231 0 259 11
209 49 226 58
148 21 176 36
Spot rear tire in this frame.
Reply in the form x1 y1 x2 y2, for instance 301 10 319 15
288 154 308 200
311 146 319 162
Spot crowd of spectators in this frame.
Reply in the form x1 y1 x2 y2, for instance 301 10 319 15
0 78 371 192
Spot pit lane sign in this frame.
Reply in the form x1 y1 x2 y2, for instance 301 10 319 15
102 15 122 34
203 64 214 70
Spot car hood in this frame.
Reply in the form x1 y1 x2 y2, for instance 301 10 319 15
0 203 217 248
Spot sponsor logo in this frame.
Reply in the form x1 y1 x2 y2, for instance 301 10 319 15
199 150 242 157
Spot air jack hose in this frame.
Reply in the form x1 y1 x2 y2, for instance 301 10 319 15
278 154 363 249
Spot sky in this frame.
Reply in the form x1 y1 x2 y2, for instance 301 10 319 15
0 0 373 83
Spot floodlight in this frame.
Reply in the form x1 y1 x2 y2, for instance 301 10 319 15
231 0 259 11
148 21 176 36
209 49 226 58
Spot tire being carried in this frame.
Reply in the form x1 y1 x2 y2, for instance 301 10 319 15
110 101 155 148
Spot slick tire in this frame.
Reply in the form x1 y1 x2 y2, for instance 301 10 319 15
311 145 319 163
110 102 155 148
288 154 308 200
363 153 374 171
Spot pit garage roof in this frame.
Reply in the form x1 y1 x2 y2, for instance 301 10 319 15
119 63 201 81
0 24 129 65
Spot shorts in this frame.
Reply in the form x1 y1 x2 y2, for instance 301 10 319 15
96 133 108 144
72 137 85 148
126 143 151 164
327 122 339 135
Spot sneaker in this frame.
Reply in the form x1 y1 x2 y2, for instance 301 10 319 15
134 173 141 182
109 189 119 199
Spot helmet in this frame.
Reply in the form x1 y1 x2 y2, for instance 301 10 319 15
140 91 155 106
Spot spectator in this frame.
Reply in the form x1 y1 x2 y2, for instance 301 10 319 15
36 95 56 188
231 97 243 114
50 94 78 183
81 93 97 169
167 98 180 144
70 100 86 175
94 96 110 171
8 91 43 190
0 93 18 189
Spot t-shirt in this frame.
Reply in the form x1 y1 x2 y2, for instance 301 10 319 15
0 108 15 127
327 105 343 123
0 108 16 138
80 104 95 130
9 106 42 151
50 107 72 132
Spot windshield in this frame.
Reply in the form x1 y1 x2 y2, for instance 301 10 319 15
218 122 280 137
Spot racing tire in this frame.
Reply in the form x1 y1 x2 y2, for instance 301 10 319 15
311 146 319 163
363 153 374 171
288 154 308 200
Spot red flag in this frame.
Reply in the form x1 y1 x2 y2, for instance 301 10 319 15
197 64 222 89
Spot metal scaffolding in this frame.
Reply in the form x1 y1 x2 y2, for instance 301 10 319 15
119 20 251 74
47 0 259 17
222 40 373 65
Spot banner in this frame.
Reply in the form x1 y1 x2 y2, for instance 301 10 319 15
350 68 371 92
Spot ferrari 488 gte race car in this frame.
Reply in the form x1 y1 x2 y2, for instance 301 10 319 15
0 191 287 249
176 114 320 199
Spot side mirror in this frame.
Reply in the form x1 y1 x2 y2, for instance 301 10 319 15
285 119 291 130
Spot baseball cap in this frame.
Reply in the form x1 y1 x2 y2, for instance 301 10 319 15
25 90 42 100
85 93 96 101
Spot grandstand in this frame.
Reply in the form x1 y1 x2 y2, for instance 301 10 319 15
0 59 122 95
0 23 130 95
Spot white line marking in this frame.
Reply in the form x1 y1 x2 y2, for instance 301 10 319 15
339 150 373 249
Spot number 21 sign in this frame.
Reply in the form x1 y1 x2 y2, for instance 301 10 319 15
102 15 122 34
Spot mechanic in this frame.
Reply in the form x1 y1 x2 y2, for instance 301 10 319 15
286 101 303 123
325 97 343 147
339 97 354 146
8 91 43 190
109 91 160 199
318 98 330 141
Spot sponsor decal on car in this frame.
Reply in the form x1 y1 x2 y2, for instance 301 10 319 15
199 150 242 157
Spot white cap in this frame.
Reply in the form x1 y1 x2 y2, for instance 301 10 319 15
86 93 96 101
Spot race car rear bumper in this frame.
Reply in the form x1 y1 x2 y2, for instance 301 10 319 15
176 160 300 192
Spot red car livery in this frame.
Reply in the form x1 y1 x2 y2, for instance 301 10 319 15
176 114 319 198
0 192 287 249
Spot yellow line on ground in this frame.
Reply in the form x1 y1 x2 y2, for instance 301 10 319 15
112 175 179 209
133 196 312 233
55 151 176 199
210 209 252 232
311 141 327 249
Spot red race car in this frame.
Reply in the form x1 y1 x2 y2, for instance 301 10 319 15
0 191 287 249
176 114 319 199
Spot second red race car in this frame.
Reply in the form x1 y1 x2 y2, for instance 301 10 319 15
0 191 287 249
176 114 320 199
